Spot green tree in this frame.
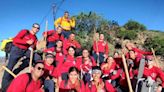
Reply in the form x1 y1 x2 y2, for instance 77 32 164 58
144 36 164 56
116 27 137 40
124 20 146 31
74 12 112 48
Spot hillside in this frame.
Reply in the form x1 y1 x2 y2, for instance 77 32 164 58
73 12 164 68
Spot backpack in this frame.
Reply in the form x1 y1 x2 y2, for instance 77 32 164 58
1 38 13 53
1 30 30 53
25 73 32 92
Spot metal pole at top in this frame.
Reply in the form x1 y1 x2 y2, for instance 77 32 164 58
52 4 56 30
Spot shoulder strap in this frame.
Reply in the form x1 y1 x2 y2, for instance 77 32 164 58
47 31 55 38
25 73 32 92
88 81 92 91
82 57 84 64
102 80 107 91
21 30 30 39
63 55 67 63
60 17 63 25
64 80 68 88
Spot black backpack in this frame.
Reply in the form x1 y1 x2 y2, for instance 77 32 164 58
25 73 32 92
5 30 30 54
5 42 13 53
25 73 43 92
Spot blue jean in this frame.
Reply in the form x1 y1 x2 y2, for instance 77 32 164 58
44 80 54 92
92 52 105 65
62 31 71 39
1 45 41 92
83 73 91 84
61 72 68 80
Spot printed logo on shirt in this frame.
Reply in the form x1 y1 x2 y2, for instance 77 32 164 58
59 53 63 56
73 61 76 65
25 36 30 40
151 73 157 78
102 43 106 46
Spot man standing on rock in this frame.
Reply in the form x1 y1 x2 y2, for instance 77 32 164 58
1 23 41 92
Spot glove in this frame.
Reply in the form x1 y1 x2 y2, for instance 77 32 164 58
146 76 155 87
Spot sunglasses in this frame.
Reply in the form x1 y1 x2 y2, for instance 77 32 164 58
36 67 44 71
33 26 40 30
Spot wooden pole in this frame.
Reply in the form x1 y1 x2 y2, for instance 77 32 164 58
93 27 100 66
2 66 16 78
29 48 34 72
151 48 159 67
122 54 133 92
42 20 48 60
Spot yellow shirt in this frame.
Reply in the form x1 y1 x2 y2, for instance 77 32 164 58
54 17 75 31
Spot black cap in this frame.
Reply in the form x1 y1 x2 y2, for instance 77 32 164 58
45 52 55 58
32 60 44 67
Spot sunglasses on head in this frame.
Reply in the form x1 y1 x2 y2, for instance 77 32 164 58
33 26 40 30
36 66 44 71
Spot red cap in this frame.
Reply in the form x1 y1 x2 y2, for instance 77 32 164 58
146 55 153 61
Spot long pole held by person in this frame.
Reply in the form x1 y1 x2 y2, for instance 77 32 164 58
122 54 133 92
42 20 48 60
2 66 17 78
151 48 159 67
93 26 100 66
29 48 34 72
52 4 56 30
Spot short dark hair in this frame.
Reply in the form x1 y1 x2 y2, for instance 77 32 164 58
32 23 40 28
64 11 69 14
92 66 101 71
32 60 44 67
68 67 79 74
67 46 76 51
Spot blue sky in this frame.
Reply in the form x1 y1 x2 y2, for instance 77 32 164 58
0 0 164 56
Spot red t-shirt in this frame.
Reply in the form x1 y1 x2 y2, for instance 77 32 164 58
63 39 81 55
59 80 85 92
85 79 116 92
59 55 76 75
93 40 109 55
13 29 37 50
143 66 164 87
44 62 59 78
43 30 64 42
7 73 42 92
76 56 96 72
101 61 116 75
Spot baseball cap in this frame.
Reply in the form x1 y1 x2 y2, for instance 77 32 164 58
32 60 44 67
92 66 102 74
45 52 55 58
146 55 153 61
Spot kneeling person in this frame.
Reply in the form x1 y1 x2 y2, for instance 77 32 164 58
7 61 44 92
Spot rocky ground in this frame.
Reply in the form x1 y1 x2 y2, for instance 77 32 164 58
0 57 28 89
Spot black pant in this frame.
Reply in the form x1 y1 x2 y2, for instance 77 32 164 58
1 45 41 92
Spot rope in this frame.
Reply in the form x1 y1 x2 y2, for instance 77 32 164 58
39 0 65 26
39 7 52 25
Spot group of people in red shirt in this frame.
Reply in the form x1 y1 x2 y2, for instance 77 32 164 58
2 11 164 92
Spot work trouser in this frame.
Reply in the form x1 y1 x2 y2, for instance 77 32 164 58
44 79 55 92
62 30 71 39
1 45 41 92
47 42 56 48
92 52 105 65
